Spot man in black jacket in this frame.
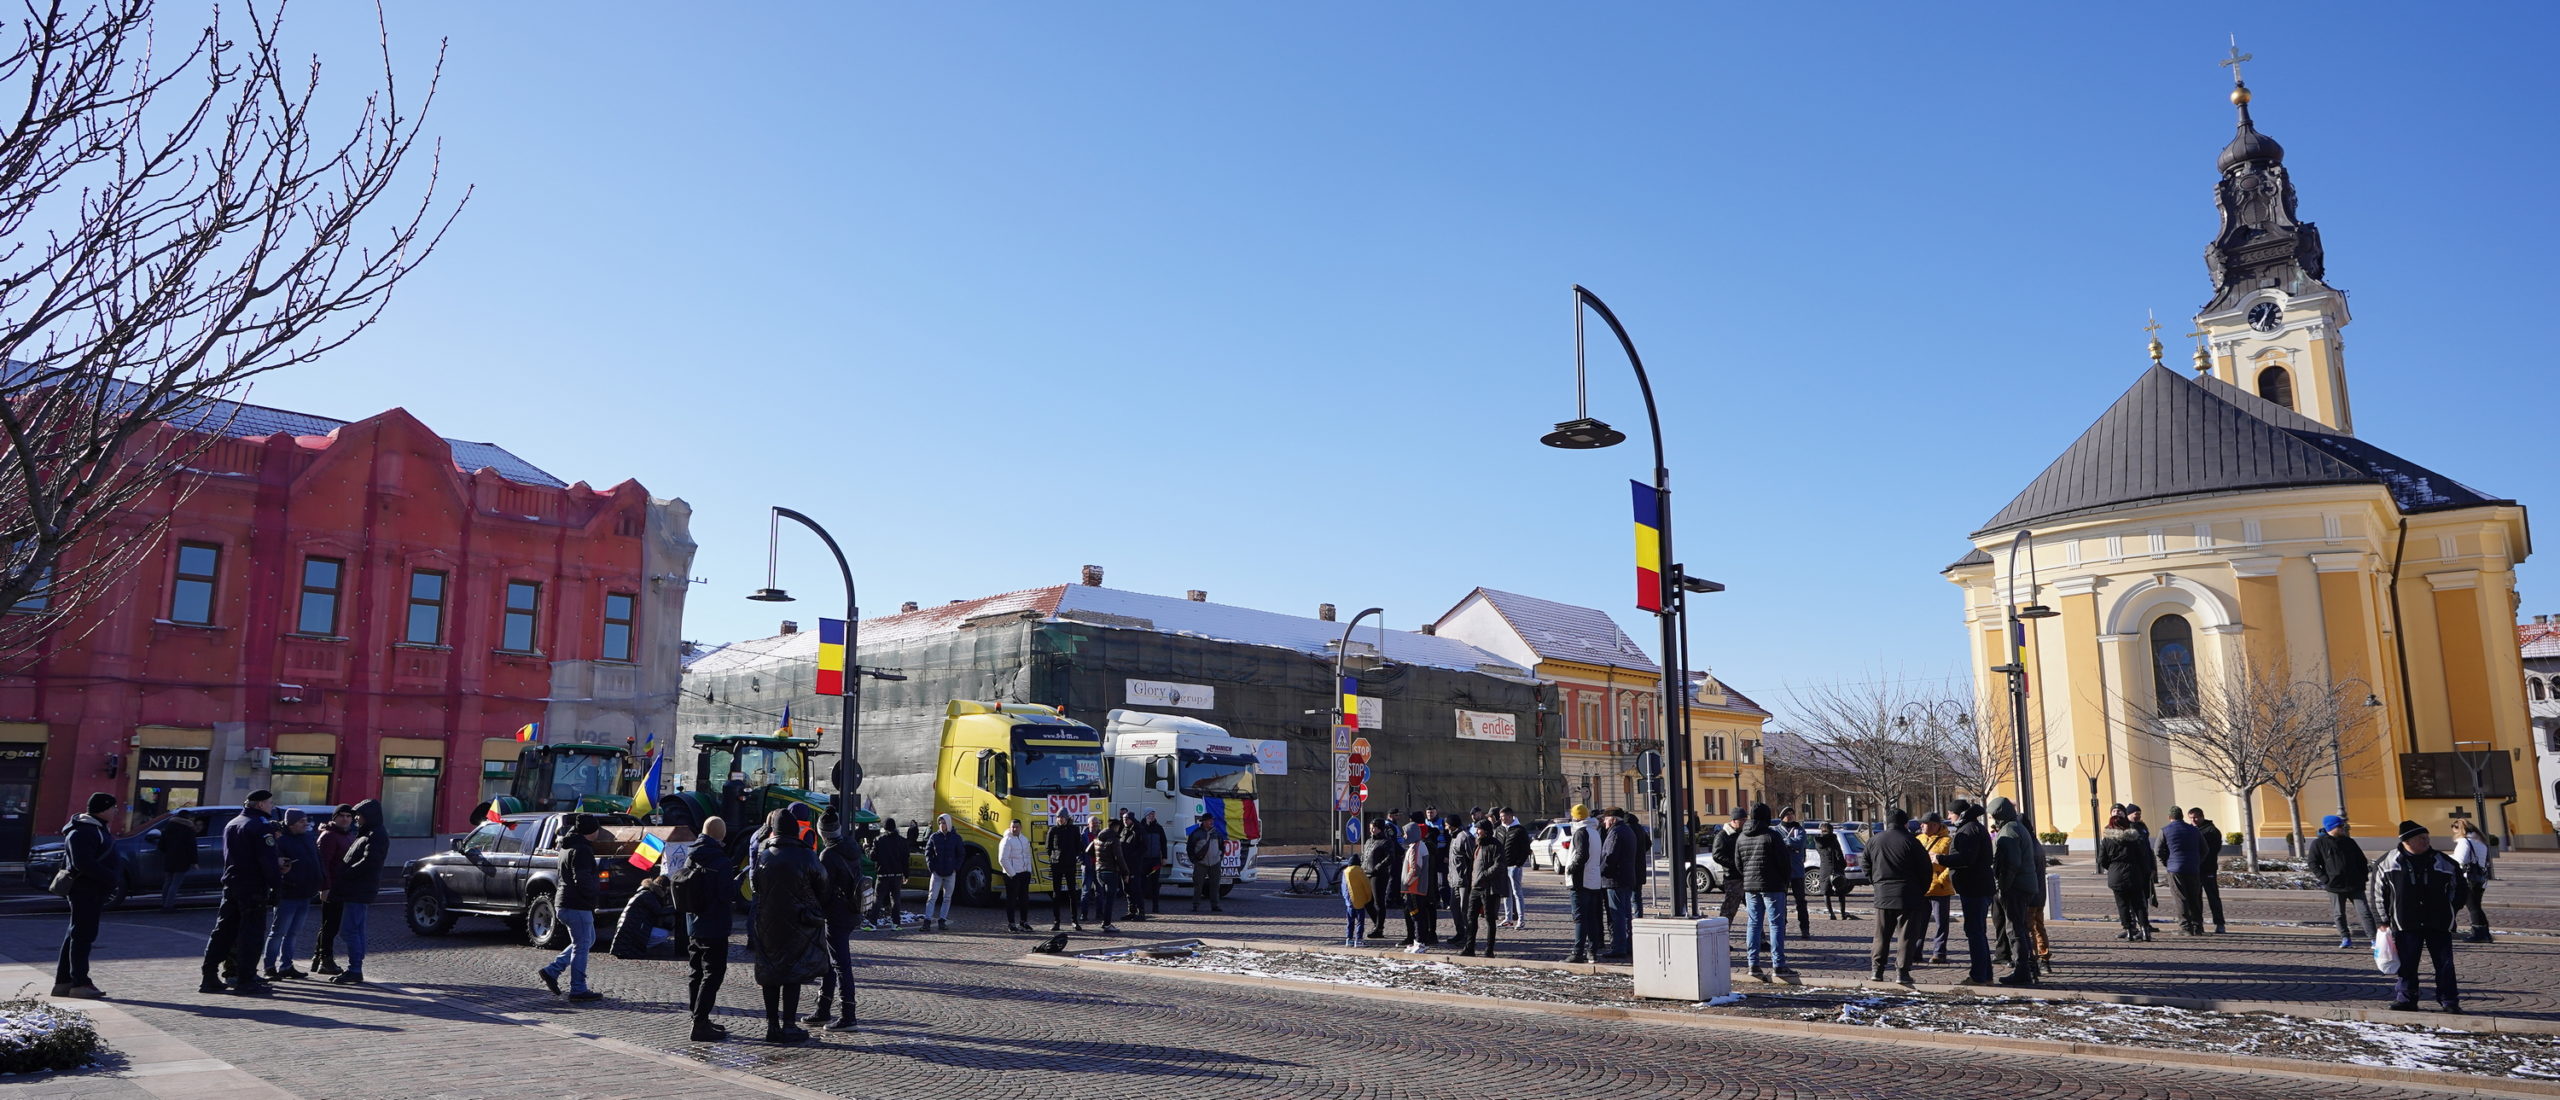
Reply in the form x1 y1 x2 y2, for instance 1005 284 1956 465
155 812 197 910
2307 814 2376 947
1496 808 1531 928
869 817 912 929
1710 808 1746 923
1939 800 1998 983
2189 807 2229 933
1187 811 1227 914
1867 808 1930 983
1734 804 1796 978
1359 816 1401 932
2372 820 2463 1012
200 791 279 996
537 814 607 1002
1600 809 1643 960
678 816 735 1042
54 792 122 999
1048 812 1085 930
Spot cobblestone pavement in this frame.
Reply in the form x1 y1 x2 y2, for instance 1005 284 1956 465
2 873 2544 1100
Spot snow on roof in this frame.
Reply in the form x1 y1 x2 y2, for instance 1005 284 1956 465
687 584 1534 680
1449 587 1659 674
2521 621 2560 660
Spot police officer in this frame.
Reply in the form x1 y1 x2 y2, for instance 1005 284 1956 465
200 790 281 995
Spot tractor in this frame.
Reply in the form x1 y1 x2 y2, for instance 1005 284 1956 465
479 742 634 817
660 733 835 846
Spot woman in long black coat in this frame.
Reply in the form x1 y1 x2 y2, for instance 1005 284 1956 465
750 809 830 1043
1812 824 1852 919
2095 811 2157 941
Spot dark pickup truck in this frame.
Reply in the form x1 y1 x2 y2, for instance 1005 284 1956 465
401 812 669 948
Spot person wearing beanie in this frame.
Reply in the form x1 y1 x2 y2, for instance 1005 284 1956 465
1734 803 1795 979
1711 808 1748 925
922 812 964 931
2306 815 2376 947
679 816 736 1041
1938 800 1997 983
260 809 321 979
2155 804 2207 935
2370 820 2464 1012
52 792 123 998
310 804 358 974
1867 808 1931 983
1813 820 1854 920
200 789 279 996
537 814 607 1001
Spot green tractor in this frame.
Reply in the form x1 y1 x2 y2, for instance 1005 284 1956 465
660 733 835 843
479 742 635 817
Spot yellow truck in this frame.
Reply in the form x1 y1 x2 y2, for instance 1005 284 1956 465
868 700 1109 904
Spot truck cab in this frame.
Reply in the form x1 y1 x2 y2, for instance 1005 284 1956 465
1103 709 1264 892
925 700 1108 905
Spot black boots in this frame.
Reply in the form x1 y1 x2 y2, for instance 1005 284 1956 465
311 953 341 976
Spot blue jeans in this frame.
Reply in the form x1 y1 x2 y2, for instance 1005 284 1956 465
1571 886 1607 957
1746 890 1790 968
1957 892 1993 979
1093 871 1124 926
1503 867 1525 924
342 901 370 971
160 873 186 909
263 897 311 971
1344 906 1366 942
542 909 596 993
1604 886 1634 956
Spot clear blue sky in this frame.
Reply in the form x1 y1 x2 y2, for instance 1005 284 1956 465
246 4 2555 705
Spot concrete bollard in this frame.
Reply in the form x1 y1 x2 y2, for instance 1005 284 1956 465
1630 916 1731 1002
2045 871 2064 919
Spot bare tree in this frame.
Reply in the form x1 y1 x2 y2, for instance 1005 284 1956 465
1941 685 2020 807
1783 680 1938 823
0 0 462 654
2119 661 2342 873
2260 678 2383 860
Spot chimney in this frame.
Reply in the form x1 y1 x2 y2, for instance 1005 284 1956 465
948 599 965 605
1080 564 1105 587
1419 622 1436 635
778 620 799 635
900 601 919 613
1318 603 1337 622
1186 590 1207 602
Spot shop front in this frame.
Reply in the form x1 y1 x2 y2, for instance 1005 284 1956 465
379 737 446 837
134 727 214 824
0 724 45 861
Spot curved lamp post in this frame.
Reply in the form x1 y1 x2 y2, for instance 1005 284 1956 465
1330 606 1384 857
747 506 859 816
1987 529 2057 840
1541 285 1718 918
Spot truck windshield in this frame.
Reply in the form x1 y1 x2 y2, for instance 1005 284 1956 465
1178 750 1257 799
1014 748 1102 795
548 753 621 805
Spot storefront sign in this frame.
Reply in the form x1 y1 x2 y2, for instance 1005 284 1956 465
1455 710 1518 742
1125 678 1216 710
1253 739 1288 776
139 749 208 776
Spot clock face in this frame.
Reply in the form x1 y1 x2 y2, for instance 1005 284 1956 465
2247 302 2282 332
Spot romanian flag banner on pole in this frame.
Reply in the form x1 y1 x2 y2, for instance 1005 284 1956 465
484 802 505 825
511 721 540 743
1632 479 1664 614
628 832 666 871
815 618 848 696
1339 677 1360 731
2012 618 2032 698
775 703 793 737
629 751 664 819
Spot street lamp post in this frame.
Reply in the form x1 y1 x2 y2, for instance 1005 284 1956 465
2453 739 2496 838
1540 285 1719 919
2333 689 2385 818
1330 606 1384 859
747 506 860 818
2075 753 2107 853
1986 529 2057 842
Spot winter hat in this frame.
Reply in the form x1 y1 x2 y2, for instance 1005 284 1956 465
85 792 117 815
1569 804 1590 821
1728 807 1747 822
2397 820 2428 840
1922 812 1945 827
2320 814 2345 832
284 809 308 825
246 789 275 804
2124 803 2142 815
1747 803 1771 826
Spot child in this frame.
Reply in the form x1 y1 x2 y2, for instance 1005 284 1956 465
1342 858 1372 948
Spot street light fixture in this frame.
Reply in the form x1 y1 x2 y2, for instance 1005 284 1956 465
750 506 861 817
1986 528 2055 840
1540 284 1704 918
1330 606 1385 858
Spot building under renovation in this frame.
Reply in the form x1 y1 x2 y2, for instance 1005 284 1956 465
679 568 1545 846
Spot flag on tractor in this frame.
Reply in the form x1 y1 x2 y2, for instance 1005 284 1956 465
628 751 664 819
775 703 793 737
511 721 540 743
1632 480 1663 613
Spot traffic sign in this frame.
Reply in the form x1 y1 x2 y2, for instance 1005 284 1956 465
1637 749 1664 778
1346 762 1367 784
1350 737 1372 759
1332 725 1353 752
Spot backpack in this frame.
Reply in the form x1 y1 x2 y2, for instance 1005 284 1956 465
669 844 719 913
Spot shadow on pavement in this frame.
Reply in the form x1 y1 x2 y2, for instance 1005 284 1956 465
109 998 402 1030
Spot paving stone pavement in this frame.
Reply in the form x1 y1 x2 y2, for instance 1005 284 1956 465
2 874 2545 1100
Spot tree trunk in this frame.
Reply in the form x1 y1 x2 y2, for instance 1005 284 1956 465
2281 792 2304 864
2237 790 2262 873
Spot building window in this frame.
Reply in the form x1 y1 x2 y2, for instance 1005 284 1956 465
269 753 332 806
380 755 441 837
2533 678 2547 703
296 558 343 635
2257 366 2295 409
602 592 635 661
405 570 447 645
1740 739 1758 765
168 541 221 624
2150 613 2199 718
500 580 540 652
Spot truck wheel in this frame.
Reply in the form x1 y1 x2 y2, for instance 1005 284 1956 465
407 884 458 935
959 850 995 908
526 891 567 949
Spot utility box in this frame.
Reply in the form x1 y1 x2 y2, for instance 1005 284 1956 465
1630 916 1729 1002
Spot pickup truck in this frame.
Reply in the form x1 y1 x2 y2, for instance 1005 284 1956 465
401 812 668 948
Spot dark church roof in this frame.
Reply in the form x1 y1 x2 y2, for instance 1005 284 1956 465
1970 366 2508 539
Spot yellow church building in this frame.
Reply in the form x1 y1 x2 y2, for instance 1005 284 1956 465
1944 66 2544 851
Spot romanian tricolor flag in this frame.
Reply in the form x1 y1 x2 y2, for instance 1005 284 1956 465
628 751 664 818
628 832 666 871
511 721 540 743
1632 480 1664 614
484 802 505 825
774 703 794 737
815 618 848 697
1339 677 1360 731
1198 795 1261 842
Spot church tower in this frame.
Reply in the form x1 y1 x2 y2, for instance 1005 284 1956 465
2193 48 2355 433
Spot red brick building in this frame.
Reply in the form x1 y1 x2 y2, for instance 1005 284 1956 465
0 398 692 857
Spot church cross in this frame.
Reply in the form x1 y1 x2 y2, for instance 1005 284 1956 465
2145 313 2164 364
2221 36 2252 84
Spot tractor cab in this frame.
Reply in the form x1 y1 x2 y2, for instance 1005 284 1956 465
491 742 633 815
661 733 831 841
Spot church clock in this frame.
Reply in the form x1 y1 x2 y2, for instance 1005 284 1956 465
2246 302 2281 332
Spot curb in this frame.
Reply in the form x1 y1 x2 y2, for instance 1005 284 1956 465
1203 936 2560 1037
4 960 291 1099
1036 948 2560 1100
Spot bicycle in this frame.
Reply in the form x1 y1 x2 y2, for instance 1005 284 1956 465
1288 852 1351 896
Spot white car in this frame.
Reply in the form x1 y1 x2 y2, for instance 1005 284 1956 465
1530 821 1576 870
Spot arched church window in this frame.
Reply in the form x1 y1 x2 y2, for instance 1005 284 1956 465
2257 366 2295 409
2535 678 2548 702
2150 614 2199 718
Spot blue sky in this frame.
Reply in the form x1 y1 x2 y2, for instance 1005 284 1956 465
248 4 2555 706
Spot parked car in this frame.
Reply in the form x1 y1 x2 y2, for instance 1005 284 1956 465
401 812 669 948
1803 822 1869 885
1530 821 1576 870
22 804 337 908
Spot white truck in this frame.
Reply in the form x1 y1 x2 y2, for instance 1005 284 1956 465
1102 709 1269 896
